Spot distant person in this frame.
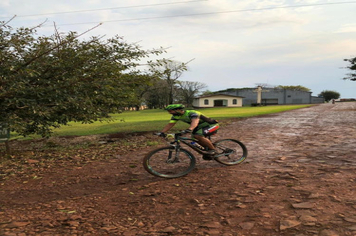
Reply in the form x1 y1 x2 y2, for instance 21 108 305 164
332 99 335 104
159 104 219 157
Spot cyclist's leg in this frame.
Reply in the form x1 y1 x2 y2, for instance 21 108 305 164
193 124 219 150
193 128 216 160
194 134 215 150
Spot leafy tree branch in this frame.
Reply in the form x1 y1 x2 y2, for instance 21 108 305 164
343 56 356 81
0 21 164 137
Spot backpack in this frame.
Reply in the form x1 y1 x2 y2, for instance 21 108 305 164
200 115 218 124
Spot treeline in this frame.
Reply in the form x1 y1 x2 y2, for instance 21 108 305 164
0 21 207 137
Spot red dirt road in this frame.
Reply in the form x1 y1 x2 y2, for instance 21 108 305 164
1 102 356 235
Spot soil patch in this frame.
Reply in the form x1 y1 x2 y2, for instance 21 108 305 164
1 103 356 235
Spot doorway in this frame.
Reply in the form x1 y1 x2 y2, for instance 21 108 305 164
214 100 227 107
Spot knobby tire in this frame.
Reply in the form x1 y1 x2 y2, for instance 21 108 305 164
213 139 248 165
143 146 196 178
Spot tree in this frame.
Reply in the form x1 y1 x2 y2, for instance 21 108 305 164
144 79 171 109
343 57 356 81
276 85 311 92
177 81 207 107
318 90 340 102
126 73 158 111
0 21 163 137
200 90 214 96
148 59 189 104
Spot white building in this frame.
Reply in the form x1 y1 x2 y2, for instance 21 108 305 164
193 94 244 108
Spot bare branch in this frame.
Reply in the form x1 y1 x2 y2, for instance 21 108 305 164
16 23 103 72
185 58 195 64
53 22 63 54
28 19 48 31
0 15 17 27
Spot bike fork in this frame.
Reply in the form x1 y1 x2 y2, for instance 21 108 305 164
167 148 181 163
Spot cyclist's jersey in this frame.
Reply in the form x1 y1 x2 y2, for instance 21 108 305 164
169 110 204 124
169 110 219 136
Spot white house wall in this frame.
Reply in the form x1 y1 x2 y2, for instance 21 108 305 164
193 95 243 108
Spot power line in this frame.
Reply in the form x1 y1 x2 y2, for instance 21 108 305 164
54 1 356 26
0 0 208 18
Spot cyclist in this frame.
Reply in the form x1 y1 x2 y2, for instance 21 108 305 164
159 104 219 158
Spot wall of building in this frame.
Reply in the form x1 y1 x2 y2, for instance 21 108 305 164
221 88 321 106
193 95 243 108
311 96 325 104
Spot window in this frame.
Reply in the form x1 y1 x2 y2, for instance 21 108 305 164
204 99 209 105
233 99 237 105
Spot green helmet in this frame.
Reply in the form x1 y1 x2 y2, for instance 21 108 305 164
165 104 185 110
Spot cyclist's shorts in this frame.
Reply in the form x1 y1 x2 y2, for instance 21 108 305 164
193 124 219 136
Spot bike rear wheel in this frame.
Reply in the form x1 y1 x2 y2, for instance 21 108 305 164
143 146 196 178
213 139 248 165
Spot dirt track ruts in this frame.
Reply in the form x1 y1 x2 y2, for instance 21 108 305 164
1 102 355 236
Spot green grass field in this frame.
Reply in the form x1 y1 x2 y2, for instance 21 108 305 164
47 104 312 137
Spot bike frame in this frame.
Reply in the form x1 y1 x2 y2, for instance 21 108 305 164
166 133 212 156
144 133 247 178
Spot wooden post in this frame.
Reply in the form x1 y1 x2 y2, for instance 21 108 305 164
5 140 11 157
1 124 11 159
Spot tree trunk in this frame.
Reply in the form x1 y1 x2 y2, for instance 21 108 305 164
5 141 11 156
1 141 11 160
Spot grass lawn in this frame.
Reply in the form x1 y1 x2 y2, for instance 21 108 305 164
47 104 312 137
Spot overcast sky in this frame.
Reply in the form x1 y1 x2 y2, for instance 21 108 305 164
1 0 356 98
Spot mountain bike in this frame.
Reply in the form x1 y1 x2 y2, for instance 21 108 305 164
143 132 248 178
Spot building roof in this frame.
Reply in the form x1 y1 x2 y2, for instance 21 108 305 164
195 93 245 99
217 87 312 94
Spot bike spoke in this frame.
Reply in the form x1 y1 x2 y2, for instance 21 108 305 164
213 139 247 165
143 147 196 178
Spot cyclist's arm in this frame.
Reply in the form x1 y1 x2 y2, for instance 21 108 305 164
188 117 199 131
161 123 176 133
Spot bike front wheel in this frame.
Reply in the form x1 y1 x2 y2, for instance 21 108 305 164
213 139 248 165
143 146 196 178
